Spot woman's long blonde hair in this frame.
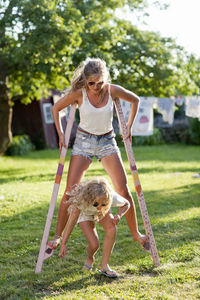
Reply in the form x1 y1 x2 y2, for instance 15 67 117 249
67 177 113 221
70 58 110 91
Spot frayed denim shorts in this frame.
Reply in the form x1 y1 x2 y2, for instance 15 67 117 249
71 129 120 162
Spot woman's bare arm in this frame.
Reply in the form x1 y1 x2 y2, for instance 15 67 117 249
111 84 140 138
51 89 82 149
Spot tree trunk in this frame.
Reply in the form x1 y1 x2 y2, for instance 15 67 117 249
0 75 12 154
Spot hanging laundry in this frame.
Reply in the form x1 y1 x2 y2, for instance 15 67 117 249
152 97 159 109
121 97 154 136
175 97 184 106
121 99 131 124
157 98 175 125
185 97 200 120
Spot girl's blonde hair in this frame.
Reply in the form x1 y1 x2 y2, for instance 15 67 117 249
67 177 113 221
70 58 110 91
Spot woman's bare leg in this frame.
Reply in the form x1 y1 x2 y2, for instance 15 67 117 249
101 153 146 245
49 155 91 246
79 221 99 269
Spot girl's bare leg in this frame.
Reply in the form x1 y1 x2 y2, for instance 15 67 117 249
101 152 147 245
49 155 91 247
79 221 99 269
98 212 117 273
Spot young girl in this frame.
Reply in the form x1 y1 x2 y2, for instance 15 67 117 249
58 177 130 278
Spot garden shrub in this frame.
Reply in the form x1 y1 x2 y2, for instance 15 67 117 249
31 132 47 150
133 128 164 146
115 133 124 147
188 118 200 145
160 125 190 144
5 135 35 156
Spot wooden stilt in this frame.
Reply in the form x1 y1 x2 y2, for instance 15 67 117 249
35 104 77 274
114 98 160 267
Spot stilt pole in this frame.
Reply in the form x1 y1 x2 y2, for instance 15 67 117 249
35 104 76 274
114 98 160 267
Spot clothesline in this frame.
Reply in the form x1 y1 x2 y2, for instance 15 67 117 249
120 96 200 136
62 96 200 137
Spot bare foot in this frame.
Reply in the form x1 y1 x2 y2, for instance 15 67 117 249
132 232 147 243
133 233 151 253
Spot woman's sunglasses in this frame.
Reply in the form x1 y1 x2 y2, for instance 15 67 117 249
93 202 107 207
88 81 104 87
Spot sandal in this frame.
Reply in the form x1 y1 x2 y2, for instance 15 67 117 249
44 235 61 260
82 263 93 271
47 235 61 250
44 245 54 260
97 269 118 278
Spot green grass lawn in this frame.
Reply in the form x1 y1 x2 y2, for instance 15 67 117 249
0 144 200 300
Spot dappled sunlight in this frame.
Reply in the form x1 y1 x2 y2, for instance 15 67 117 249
157 207 200 224
132 173 200 193
1 145 200 299
125 161 200 175
128 145 200 163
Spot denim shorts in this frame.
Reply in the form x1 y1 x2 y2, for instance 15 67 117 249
71 129 120 161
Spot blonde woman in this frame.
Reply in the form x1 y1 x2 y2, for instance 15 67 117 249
59 177 130 278
50 58 149 254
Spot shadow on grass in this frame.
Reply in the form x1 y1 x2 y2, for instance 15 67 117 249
0 181 200 299
1 144 200 186
134 166 200 174
0 203 120 299
2 144 200 165
0 158 107 184
130 181 200 221
1 167 200 185
0 168 107 184
0 172 57 184
130 144 200 162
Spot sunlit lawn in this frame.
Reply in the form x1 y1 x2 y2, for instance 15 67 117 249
0 144 200 299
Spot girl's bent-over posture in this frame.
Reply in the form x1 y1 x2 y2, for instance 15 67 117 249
59 177 130 278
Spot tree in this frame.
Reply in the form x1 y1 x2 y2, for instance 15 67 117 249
0 0 84 153
184 54 200 95
109 20 200 97
0 0 156 153
1 0 199 153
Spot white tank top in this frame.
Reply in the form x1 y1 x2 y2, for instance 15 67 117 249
79 85 113 135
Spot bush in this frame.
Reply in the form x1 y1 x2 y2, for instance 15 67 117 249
133 128 164 146
188 118 200 145
31 133 47 150
115 133 124 147
5 135 35 156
